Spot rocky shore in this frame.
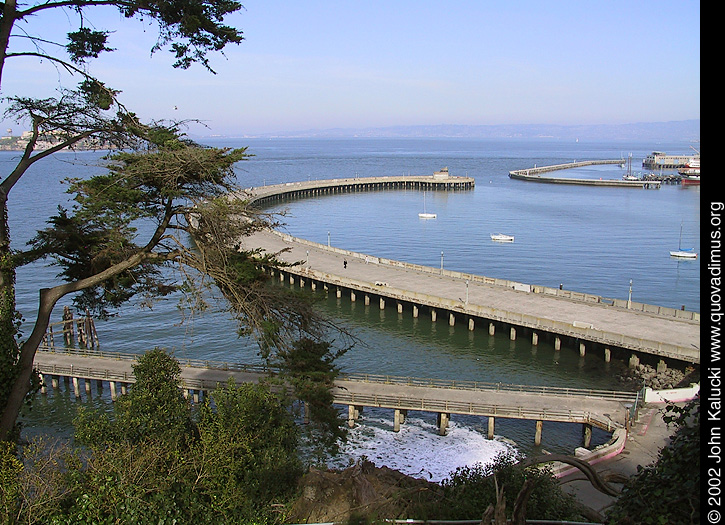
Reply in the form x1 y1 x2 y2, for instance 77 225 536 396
616 363 698 391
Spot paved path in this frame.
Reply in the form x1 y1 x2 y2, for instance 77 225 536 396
558 405 674 517
242 229 700 362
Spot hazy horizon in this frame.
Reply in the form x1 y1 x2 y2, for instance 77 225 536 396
0 2 699 137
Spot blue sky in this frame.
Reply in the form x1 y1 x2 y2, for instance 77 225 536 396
0 1 700 136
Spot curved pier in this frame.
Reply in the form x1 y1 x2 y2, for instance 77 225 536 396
509 159 661 188
247 172 474 207
238 175 699 366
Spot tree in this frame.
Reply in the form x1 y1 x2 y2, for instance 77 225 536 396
0 0 347 443
0 0 247 441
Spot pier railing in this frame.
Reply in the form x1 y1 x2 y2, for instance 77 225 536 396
342 373 638 402
333 390 602 426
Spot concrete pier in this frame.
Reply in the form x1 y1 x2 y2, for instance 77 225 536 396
237 174 698 365
34 349 636 446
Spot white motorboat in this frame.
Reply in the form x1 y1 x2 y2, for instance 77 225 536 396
490 233 514 242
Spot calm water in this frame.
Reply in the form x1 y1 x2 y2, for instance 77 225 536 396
7 138 700 479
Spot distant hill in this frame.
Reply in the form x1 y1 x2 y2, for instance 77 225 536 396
239 120 700 142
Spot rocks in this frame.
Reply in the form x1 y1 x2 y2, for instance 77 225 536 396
617 364 697 391
286 460 441 523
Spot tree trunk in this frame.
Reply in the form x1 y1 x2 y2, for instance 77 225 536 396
0 251 153 441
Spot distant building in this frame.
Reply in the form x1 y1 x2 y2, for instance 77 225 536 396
642 151 698 169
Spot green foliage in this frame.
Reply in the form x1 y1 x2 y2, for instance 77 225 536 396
194 379 303 517
74 348 193 447
35 350 304 523
272 337 347 453
606 397 700 524
66 29 115 63
418 451 582 521
0 440 22 521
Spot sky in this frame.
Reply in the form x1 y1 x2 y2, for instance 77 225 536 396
0 1 701 136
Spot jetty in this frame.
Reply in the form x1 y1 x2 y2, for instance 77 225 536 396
508 160 661 188
237 174 699 366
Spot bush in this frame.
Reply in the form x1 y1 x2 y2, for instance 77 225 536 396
425 451 583 521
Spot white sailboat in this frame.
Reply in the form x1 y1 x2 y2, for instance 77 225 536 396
418 192 436 219
670 223 697 259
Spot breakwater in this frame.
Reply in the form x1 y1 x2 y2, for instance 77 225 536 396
509 159 661 188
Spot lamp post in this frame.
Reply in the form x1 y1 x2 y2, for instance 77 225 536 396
440 251 444 273
327 231 330 248
465 280 469 305
627 279 633 309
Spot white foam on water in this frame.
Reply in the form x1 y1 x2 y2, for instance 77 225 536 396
327 415 516 483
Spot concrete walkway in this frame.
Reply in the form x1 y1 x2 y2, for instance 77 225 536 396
243 229 699 362
558 405 674 517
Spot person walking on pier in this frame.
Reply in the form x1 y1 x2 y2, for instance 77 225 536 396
343 259 348 269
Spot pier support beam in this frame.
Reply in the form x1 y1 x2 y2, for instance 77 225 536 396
534 420 543 446
110 381 118 401
449 313 455 326
532 332 538 346
72 377 81 400
657 360 667 373
488 417 495 439
582 423 593 448
489 322 495 336
437 412 450 436
510 327 516 341
393 409 407 432
579 342 586 357
431 309 437 322
412 305 419 318
468 318 475 331
554 337 561 351
364 295 370 306
379 297 385 310
397 302 403 314
336 288 341 298
350 291 356 302
629 354 640 369
348 405 362 428
604 348 611 363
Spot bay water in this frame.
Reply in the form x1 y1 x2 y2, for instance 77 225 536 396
7 137 699 481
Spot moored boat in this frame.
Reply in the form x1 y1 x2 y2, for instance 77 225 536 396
670 222 697 258
678 154 700 186
670 249 698 259
490 233 514 242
